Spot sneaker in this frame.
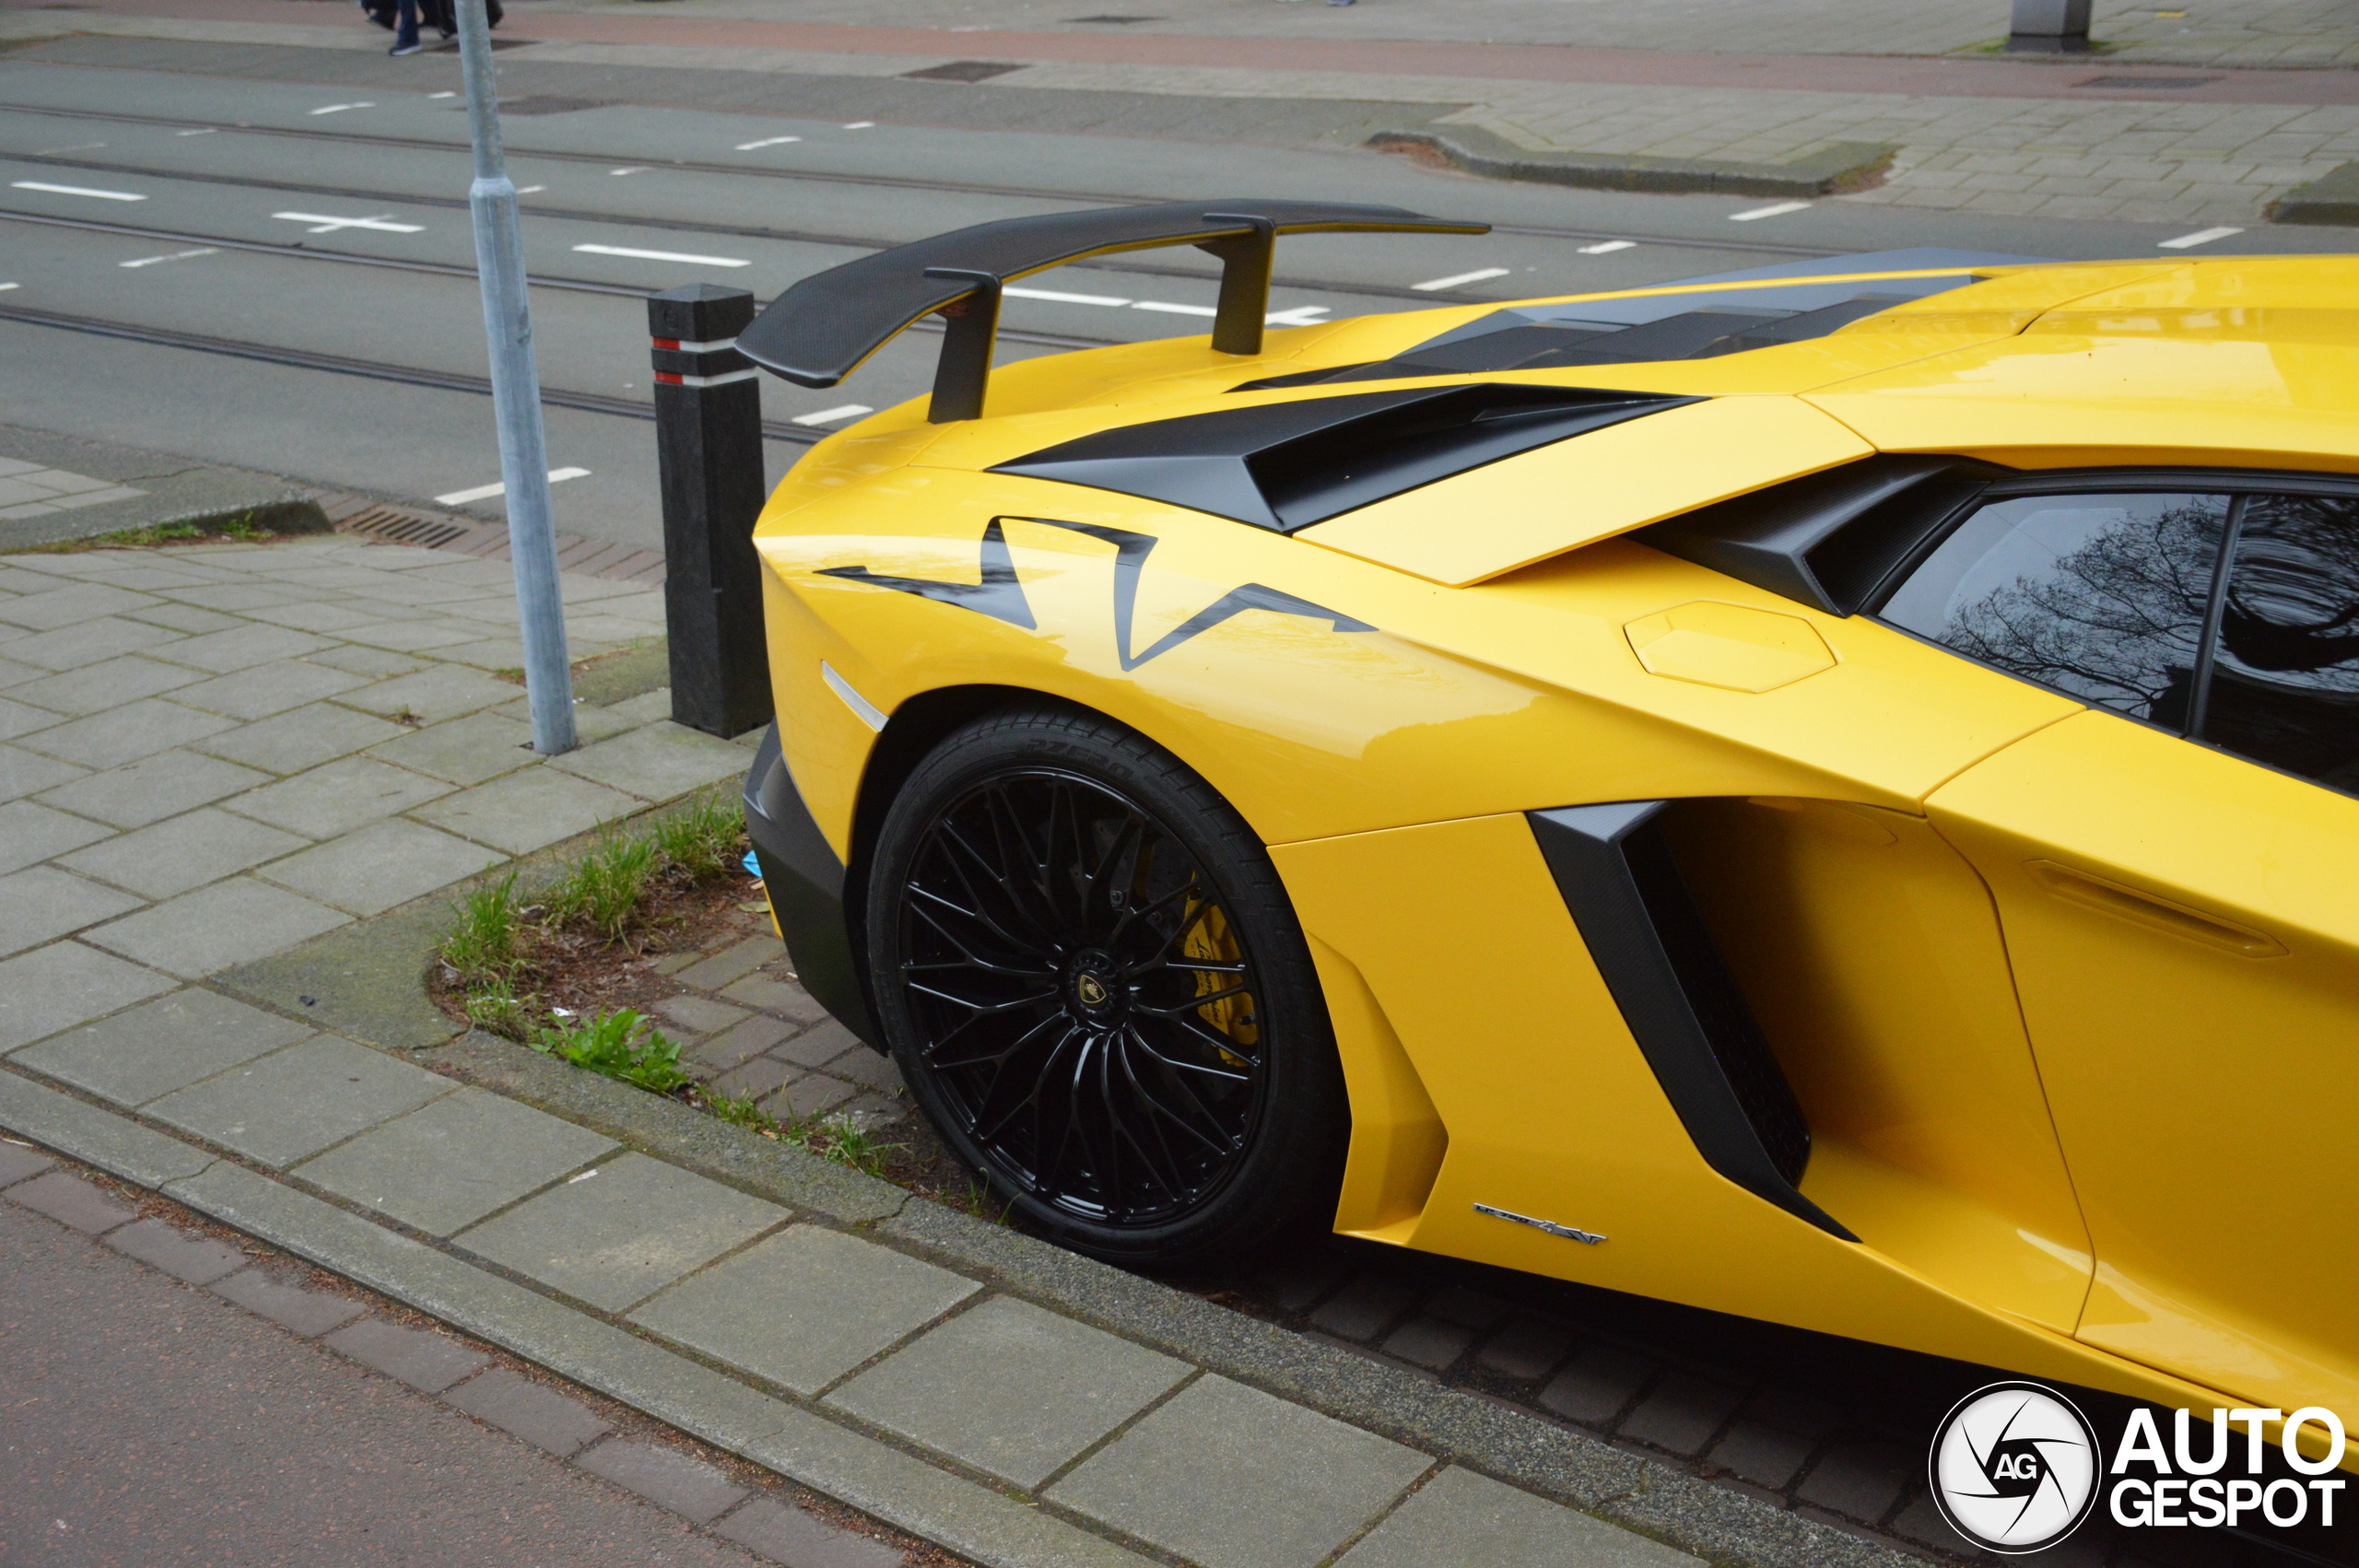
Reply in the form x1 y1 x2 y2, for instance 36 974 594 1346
390 39 422 53
436 26 454 37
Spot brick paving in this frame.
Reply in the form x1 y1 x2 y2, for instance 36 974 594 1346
0 1150 935 1567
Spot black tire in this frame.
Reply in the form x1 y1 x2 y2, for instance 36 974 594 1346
864 706 1347 1269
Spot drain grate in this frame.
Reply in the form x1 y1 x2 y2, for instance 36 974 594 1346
337 506 473 550
902 59 1026 82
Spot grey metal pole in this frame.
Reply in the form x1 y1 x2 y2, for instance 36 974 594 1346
456 0 575 755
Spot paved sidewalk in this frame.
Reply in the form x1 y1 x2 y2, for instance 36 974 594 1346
0 1145 913 1567
0 530 743 1022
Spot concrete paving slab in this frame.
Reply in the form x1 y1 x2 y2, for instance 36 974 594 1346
6 652 204 715
255 817 506 917
0 579 159 631
209 1264 371 1336
630 1224 978 1397
0 616 183 673
150 621 333 673
1336 1466 1701 1568
0 1140 54 1186
0 695 64 743
303 644 426 679
411 766 643 854
673 934 785 991
35 746 274 830
83 876 351 978
0 745 87 805
340 663 524 722
548 721 749 802
146 1033 452 1166
55 806 310 899
168 658 372 720
457 1151 787 1312
7 1167 138 1234
325 1316 489 1393
713 1497 906 1568
363 708 538 785
575 1440 747 1523
0 798 113 873
0 866 146 957
293 1086 616 1235
1049 1375 1431 1568
337 619 494 654
10 986 311 1106
442 1366 615 1457
0 940 177 1051
223 754 454 838
124 603 249 636
190 701 409 775
16 696 238 768
827 1295 1189 1487
106 1214 250 1284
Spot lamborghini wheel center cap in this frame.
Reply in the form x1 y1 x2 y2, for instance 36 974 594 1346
1066 951 1123 1021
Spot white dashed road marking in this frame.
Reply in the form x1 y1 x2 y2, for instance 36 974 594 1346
273 211 423 234
435 467 591 507
309 102 375 116
0 283 18 293
1005 285 1132 306
1412 266 1510 291
121 248 218 269
1133 300 1216 317
2158 226 2244 249
11 181 145 202
574 243 750 267
609 168 647 176
516 185 546 194
843 121 875 129
175 128 217 137
1729 201 1812 221
1579 240 1636 254
1264 305 1332 327
735 135 803 150
792 404 873 426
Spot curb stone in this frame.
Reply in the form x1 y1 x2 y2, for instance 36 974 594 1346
0 418 332 550
0 1076 1150 1568
1367 125 1897 198
2269 159 2359 224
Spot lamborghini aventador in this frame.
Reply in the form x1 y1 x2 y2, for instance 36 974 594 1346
725 200 2359 1469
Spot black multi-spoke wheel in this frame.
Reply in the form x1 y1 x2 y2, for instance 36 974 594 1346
866 707 1346 1267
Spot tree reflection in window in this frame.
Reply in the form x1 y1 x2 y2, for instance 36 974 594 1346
2204 494 2359 793
1879 492 2229 729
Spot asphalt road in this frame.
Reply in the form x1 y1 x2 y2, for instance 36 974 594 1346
6 49 2359 547
0 1193 769 1568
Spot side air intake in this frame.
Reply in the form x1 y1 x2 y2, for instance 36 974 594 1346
1528 801 1852 1241
991 384 1698 532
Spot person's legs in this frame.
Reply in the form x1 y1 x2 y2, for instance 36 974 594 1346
391 0 420 53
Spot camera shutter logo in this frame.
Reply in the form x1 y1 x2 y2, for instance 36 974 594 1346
1929 1382 2102 1553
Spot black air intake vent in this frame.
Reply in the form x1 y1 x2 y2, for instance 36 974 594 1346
990 383 1698 532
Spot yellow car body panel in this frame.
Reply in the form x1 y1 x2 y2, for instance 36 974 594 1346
750 251 2359 1457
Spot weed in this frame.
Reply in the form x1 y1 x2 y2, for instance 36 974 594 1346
463 979 534 1040
440 872 522 982
530 1008 688 1093
951 1175 1015 1226
390 705 424 728
786 1112 900 1178
652 790 743 882
549 831 662 942
702 1088 781 1136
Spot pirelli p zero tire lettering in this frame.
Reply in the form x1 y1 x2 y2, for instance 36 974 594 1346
864 706 1347 1268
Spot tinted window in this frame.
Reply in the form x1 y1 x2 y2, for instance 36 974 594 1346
1878 492 2230 728
2204 494 2359 792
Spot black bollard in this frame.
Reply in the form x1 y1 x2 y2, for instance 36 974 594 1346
650 284 773 739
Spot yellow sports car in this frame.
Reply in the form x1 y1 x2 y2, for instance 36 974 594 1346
730 202 2359 1463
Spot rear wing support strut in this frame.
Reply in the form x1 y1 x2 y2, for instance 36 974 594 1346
732 199 1488 424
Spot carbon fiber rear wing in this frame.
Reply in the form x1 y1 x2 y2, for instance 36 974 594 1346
732 200 1489 423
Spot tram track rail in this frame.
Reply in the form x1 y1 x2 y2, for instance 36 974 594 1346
0 298 831 444
0 97 1847 265
0 209 1117 354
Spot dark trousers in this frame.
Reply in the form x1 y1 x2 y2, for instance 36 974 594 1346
393 0 418 47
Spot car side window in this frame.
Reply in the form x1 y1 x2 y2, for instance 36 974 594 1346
1876 492 2232 729
2202 493 2359 793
